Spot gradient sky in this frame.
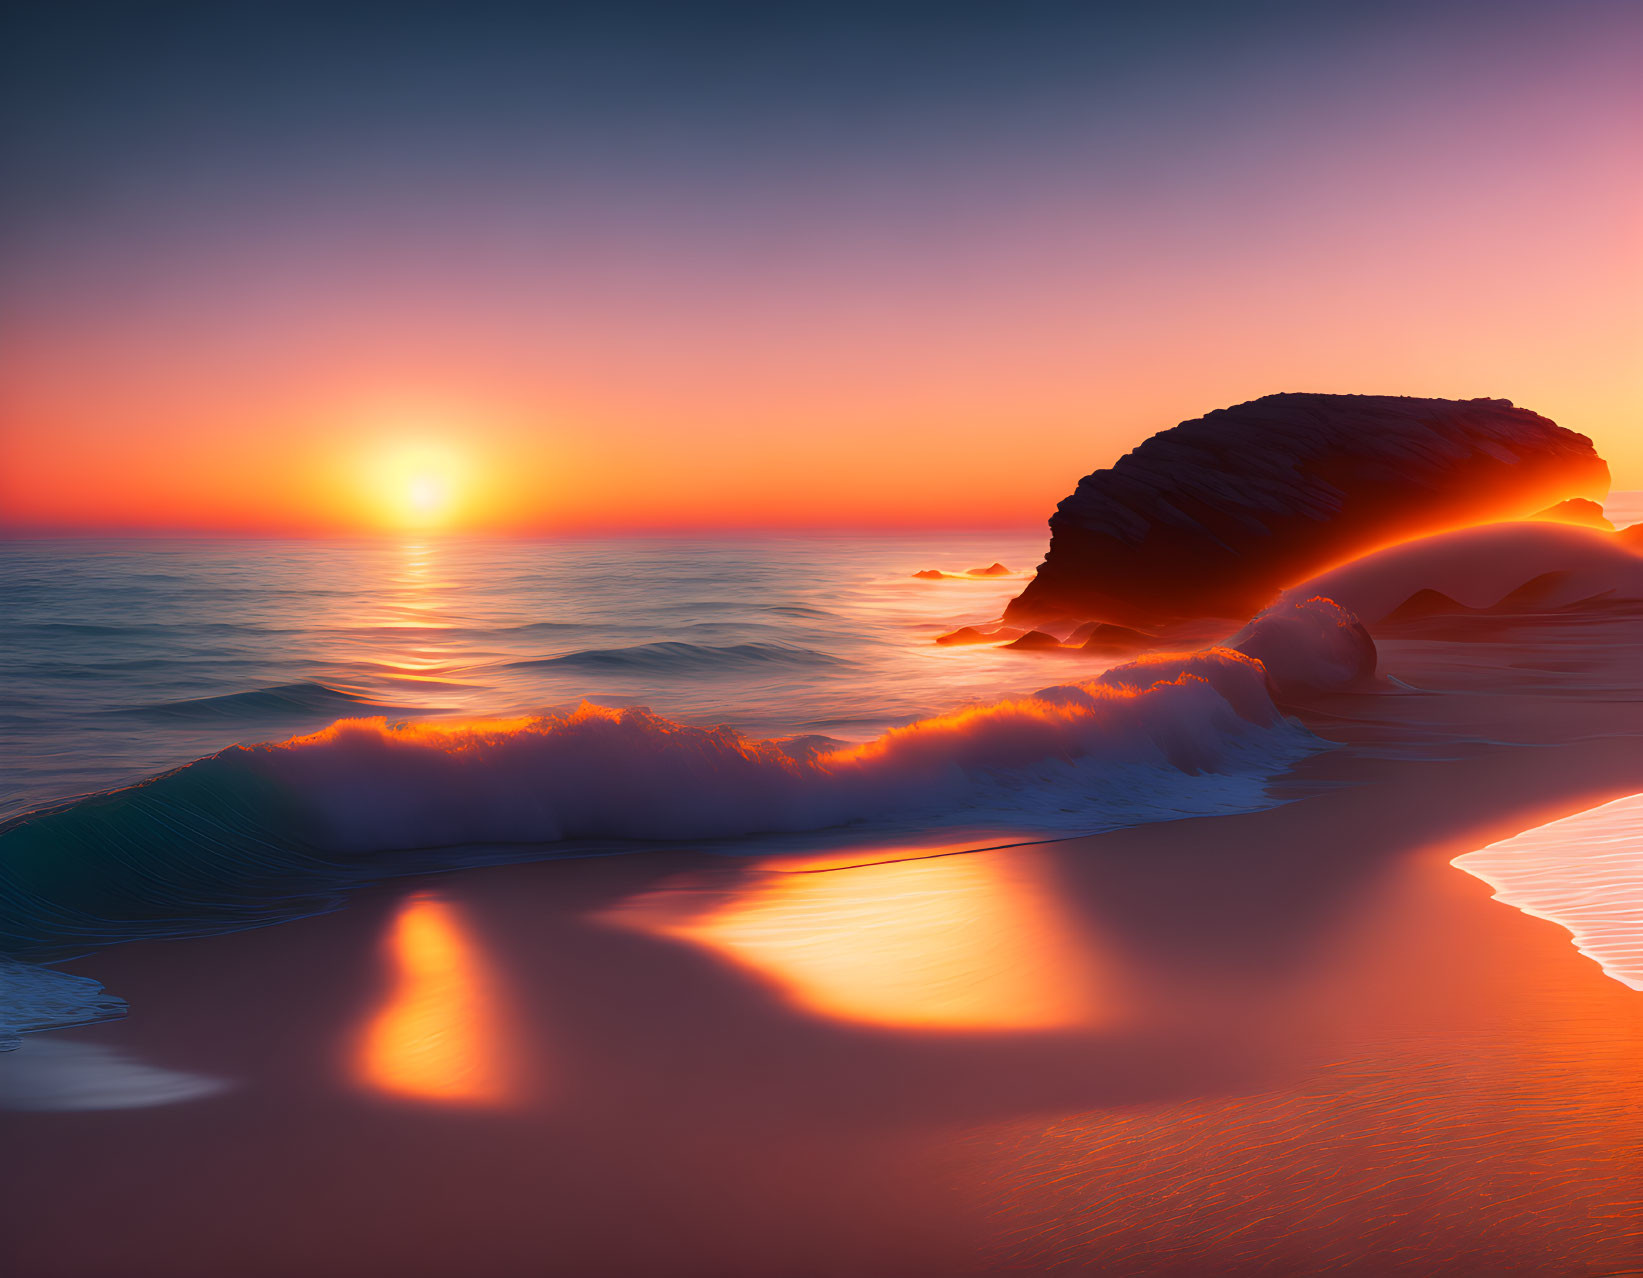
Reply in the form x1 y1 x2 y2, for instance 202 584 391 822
1 0 1639 533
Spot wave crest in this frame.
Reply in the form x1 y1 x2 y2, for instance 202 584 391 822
0 600 1372 961
118 681 427 723
509 641 846 674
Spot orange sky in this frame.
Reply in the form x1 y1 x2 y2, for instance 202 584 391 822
1 3 1638 535
3 236 1635 535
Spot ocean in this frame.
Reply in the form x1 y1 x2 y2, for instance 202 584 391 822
1 533 1056 817
0 532 1337 977
4 533 1642 1276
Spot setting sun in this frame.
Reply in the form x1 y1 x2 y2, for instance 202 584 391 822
361 442 473 530
406 473 452 522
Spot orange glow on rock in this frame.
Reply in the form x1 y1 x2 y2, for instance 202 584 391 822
606 850 1110 1032
1278 509 1637 603
1281 516 1567 590
355 893 520 1105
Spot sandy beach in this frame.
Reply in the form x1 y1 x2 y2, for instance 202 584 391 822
7 8 1641 1271
4 604 1639 1277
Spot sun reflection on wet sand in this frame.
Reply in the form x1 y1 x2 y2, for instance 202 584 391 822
1453 791 1643 990
355 893 522 1105
608 848 1109 1032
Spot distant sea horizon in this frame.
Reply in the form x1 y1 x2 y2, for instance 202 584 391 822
4 487 1637 541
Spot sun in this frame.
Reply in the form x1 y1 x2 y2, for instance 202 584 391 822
406 472 453 523
364 442 471 530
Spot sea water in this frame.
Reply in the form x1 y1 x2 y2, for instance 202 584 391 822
0 531 1348 1032
0 534 1051 817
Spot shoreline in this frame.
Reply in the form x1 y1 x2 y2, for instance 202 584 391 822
3 607 1641 1274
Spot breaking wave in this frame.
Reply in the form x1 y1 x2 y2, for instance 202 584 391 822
0 597 1373 1035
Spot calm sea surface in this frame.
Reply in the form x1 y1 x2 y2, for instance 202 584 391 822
0 534 1051 818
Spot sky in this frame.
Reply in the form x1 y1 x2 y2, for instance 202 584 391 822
1 0 1639 534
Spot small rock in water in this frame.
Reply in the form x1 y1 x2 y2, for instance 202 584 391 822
1005 630 1064 651
1068 621 1156 652
1532 497 1613 530
934 626 1024 646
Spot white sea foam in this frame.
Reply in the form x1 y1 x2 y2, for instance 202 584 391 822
0 597 1374 1046
0 1037 229 1111
256 639 1329 854
1453 792 1643 990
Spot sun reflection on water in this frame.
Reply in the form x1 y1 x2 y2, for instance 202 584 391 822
327 540 483 713
607 848 1109 1032
355 893 521 1105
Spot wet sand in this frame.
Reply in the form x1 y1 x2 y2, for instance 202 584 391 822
3 614 1641 1276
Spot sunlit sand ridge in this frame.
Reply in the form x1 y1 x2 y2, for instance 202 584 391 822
1453 793 1643 990
355 894 522 1104
608 850 1108 1031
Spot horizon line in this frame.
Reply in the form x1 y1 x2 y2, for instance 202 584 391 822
0 522 1051 541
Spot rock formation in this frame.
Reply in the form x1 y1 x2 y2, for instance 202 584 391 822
1068 621 1155 653
1004 394 1609 626
1003 630 1064 651
1532 497 1613 530
915 563 1014 581
934 625 1024 646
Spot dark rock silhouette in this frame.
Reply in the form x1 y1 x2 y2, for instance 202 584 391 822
1004 630 1064 651
1380 571 1637 640
934 626 1024 646
1488 570 1590 612
1004 394 1609 626
915 563 1013 581
1382 589 1473 623
1532 497 1613 530
1069 621 1155 653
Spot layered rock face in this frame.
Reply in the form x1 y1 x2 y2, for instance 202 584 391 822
1005 394 1609 626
